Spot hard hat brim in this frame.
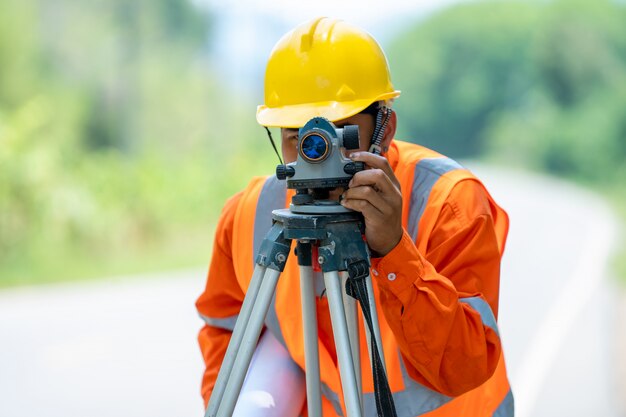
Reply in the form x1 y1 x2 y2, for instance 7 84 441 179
256 91 400 128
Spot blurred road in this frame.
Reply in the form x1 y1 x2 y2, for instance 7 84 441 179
0 167 622 417
0 270 207 417
470 165 621 417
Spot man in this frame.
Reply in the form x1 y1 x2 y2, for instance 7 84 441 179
196 17 513 416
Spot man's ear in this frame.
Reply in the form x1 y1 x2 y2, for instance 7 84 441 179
380 109 397 152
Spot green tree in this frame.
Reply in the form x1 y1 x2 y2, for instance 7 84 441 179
388 1 541 158
0 0 273 286
388 0 626 183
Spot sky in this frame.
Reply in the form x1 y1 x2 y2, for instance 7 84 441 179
195 0 469 97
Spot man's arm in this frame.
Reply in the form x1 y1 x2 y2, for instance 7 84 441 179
373 181 504 396
342 153 506 397
195 192 244 407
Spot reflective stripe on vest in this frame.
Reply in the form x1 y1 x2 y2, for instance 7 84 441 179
460 297 500 337
199 313 238 331
252 173 510 416
408 157 463 242
356 350 454 416
493 389 514 417
322 381 345 416
253 176 288 348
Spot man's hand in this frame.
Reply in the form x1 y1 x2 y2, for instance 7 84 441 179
340 152 403 257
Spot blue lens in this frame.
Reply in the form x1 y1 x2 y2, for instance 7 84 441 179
301 134 328 161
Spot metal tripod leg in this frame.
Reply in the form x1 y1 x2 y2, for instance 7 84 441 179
324 270 363 417
297 242 322 417
207 209 395 417
365 274 387 373
341 272 363 408
205 264 267 417
217 268 281 417
206 221 290 417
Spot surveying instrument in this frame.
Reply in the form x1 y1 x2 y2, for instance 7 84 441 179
206 117 397 417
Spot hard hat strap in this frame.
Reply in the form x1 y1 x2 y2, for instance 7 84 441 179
264 126 284 165
368 106 391 155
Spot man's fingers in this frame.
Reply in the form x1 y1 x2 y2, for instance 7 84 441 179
349 169 395 193
349 151 389 170
342 186 394 215
340 197 385 219
349 151 401 190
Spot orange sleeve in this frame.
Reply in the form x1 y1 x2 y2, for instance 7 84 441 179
370 178 506 397
195 192 244 408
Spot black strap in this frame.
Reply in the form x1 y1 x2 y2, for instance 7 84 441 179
368 107 391 155
345 259 398 417
264 126 284 165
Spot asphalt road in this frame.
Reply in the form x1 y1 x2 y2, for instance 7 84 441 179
470 165 621 417
0 167 621 417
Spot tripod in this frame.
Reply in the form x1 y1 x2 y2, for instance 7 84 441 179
205 205 396 417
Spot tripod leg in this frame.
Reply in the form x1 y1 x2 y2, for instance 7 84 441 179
324 271 363 417
299 262 322 417
365 274 387 374
206 264 267 417
217 268 282 417
341 272 363 408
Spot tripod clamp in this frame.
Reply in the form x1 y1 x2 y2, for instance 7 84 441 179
255 223 291 272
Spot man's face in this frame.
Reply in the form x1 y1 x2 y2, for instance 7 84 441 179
280 113 375 164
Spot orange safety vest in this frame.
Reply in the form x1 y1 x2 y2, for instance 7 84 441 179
200 140 513 416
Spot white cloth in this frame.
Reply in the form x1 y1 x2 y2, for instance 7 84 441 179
233 330 307 417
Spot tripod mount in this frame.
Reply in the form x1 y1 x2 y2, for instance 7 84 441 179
206 202 397 417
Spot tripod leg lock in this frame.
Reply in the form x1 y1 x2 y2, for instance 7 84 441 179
256 223 291 272
346 258 369 280
344 258 369 299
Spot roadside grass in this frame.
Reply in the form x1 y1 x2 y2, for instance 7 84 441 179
0 104 278 289
604 187 626 286
3 152 622 290
0 224 215 288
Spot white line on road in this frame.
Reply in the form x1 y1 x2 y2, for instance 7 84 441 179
513 200 617 417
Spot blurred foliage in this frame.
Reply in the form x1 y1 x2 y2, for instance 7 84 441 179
0 0 273 286
4 0 626 286
388 0 626 183
388 0 626 281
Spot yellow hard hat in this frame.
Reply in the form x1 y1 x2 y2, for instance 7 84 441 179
256 17 401 128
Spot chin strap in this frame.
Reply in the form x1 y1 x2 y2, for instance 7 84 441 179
264 126 284 165
368 106 391 155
